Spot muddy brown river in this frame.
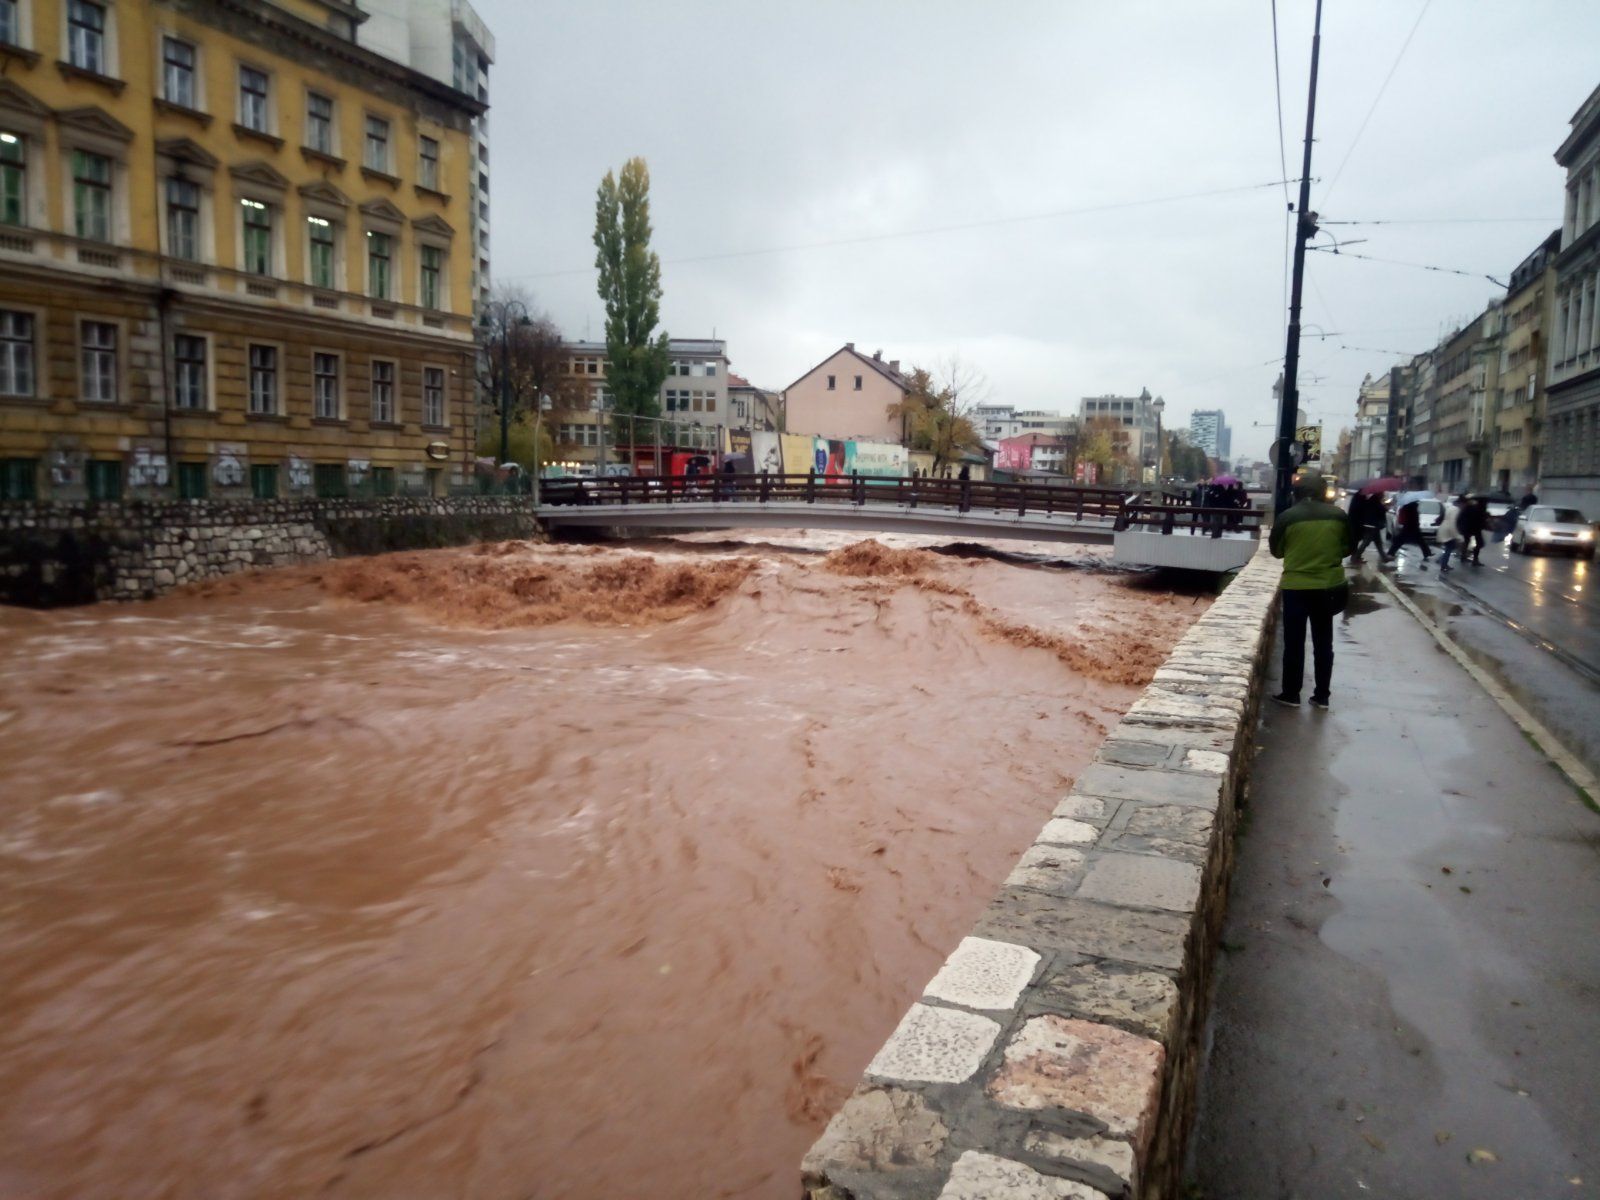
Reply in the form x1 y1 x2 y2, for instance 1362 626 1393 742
0 534 1206 1199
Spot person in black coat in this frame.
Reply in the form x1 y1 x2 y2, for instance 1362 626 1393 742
1457 494 1487 565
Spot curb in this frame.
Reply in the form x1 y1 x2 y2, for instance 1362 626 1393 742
1431 569 1600 688
801 543 1282 1200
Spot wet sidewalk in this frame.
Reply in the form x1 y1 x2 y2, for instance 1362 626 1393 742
1187 574 1600 1198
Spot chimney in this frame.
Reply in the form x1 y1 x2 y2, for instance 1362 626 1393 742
873 349 882 360
846 342 855 350
889 360 899 373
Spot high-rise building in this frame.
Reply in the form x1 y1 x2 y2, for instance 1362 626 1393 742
0 0 488 502
360 0 494 315
1188 409 1230 460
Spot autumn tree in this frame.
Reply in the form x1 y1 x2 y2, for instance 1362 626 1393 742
476 286 585 471
594 158 670 424
885 356 986 474
1074 416 1136 483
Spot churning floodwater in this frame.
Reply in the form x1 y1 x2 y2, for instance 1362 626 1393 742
0 533 1207 1199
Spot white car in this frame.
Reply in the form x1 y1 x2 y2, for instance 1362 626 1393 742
1510 506 1595 558
1386 497 1445 542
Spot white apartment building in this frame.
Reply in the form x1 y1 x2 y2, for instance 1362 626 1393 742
1081 389 1162 471
360 0 494 314
553 339 730 453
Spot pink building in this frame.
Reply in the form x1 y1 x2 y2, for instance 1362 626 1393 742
996 433 1074 474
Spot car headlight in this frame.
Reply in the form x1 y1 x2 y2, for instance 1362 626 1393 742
1580 530 1595 542
1534 528 1552 540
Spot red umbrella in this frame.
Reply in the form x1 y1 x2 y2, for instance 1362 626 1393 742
1357 475 1405 495
1211 474 1240 487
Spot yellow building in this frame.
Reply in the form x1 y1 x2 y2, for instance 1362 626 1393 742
0 0 484 501
1492 230 1560 496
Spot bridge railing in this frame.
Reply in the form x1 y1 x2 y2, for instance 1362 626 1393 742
538 472 1261 538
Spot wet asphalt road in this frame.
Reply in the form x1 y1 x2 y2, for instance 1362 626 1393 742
1188 586 1600 1199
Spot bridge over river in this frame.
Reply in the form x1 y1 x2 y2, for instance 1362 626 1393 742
539 474 1262 572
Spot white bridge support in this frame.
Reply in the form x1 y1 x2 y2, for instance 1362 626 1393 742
537 500 1259 572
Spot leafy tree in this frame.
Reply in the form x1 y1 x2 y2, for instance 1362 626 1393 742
477 417 554 474
593 158 670 420
885 356 985 473
1165 432 1209 481
1074 416 1136 483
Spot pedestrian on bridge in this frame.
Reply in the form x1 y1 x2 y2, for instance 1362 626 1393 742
1269 470 1351 710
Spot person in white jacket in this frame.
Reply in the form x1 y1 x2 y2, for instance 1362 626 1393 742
1437 497 1465 572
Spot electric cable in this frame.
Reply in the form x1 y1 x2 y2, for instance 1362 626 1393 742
1321 0 1434 205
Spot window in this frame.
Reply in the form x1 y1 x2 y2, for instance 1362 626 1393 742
420 244 441 309
0 0 17 46
80 321 116 402
239 66 270 133
67 0 105 74
370 359 395 423
307 216 335 288
305 92 333 153
419 136 439 190
366 230 391 298
166 177 199 259
854 375 862 390
240 198 271 274
364 116 389 172
247 344 277 415
163 37 196 108
826 374 836 390
423 366 445 426
1 133 24 225
0 309 33 396
313 352 341 418
314 462 346 498
370 466 395 496
172 334 206 409
86 459 122 501
73 150 111 241
176 461 207 499
0 457 37 500
250 463 277 499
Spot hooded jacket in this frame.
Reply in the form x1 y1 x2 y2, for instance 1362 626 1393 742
1269 473 1351 590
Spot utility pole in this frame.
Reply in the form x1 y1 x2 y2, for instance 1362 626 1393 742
1276 0 1324 514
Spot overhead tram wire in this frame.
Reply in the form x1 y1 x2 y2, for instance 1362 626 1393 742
1271 0 1293 317
1320 0 1434 207
499 177 1301 282
1320 216 1555 226
1308 244 1507 288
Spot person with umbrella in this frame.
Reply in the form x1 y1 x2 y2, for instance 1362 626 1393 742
1350 475 1402 565
1388 476 1435 567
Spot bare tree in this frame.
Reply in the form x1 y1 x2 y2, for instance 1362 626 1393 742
477 285 586 470
885 355 988 474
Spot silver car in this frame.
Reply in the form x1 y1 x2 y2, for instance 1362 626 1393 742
1510 505 1595 558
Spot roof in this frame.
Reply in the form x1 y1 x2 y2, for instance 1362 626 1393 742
785 344 910 393
999 432 1073 447
563 338 727 356
727 373 752 388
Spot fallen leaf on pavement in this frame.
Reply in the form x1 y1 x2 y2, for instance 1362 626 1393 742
1468 1148 1498 1164
1435 1131 1452 1145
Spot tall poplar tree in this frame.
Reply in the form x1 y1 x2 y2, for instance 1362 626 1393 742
593 158 669 421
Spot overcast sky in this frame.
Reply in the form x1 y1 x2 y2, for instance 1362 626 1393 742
471 0 1599 461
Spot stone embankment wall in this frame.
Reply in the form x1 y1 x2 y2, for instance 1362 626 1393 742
0 497 541 606
804 543 1281 1200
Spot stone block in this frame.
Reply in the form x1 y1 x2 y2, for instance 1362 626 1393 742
1052 794 1114 824
866 1003 1001 1085
802 1087 947 1176
1120 805 1215 848
1032 961 1180 1043
1023 1129 1137 1196
987 1016 1164 1144
1037 817 1098 847
923 936 1040 1012
976 893 1191 972
1007 844 1089 895
1092 739 1181 770
1074 764 1223 810
1076 854 1203 914
1181 749 1230 775
937 1151 1106 1200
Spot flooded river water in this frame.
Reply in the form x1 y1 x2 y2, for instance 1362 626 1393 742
0 533 1206 1199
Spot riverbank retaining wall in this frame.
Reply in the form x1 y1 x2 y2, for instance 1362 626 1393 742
0 497 542 606
803 542 1281 1200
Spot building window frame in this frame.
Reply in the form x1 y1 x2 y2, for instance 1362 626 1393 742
313 461 346 498
312 350 343 420
1 456 38 500
161 35 197 109
0 0 22 48
365 228 393 299
304 89 335 155
0 131 24 226
86 457 122 501
165 175 200 260
418 134 439 191
171 331 209 410
249 462 278 499
369 356 397 424
247 342 279 416
422 364 446 428
65 0 108 76
239 195 273 276
78 317 119 403
418 241 443 310
238 63 271 134
363 114 390 173
306 213 338 289
72 147 112 241
0 306 39 398
826 374 836 390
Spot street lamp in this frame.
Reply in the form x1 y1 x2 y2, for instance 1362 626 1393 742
478 299 531 474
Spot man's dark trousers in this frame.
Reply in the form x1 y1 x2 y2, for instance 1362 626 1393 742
1281 585 1347 702
1353 523 1387 562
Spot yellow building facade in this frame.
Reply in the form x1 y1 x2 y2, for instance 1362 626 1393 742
0 0 483 500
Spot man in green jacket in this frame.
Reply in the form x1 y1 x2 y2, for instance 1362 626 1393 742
1269 470 1351 709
